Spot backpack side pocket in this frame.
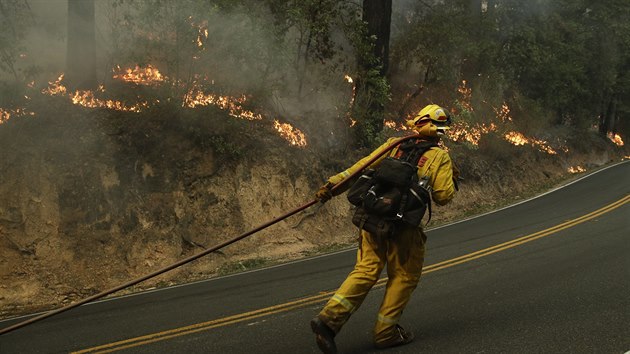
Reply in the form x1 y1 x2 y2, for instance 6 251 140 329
347 169 375 206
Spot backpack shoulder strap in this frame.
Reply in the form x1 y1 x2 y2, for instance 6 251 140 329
392 139 437 224
395 139 438 166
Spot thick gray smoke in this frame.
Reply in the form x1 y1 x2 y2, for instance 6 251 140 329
11 1 67 80
13 1 353 149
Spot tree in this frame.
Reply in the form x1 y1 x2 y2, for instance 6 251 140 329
0 0 32 82
66 0 96 90
586 0 630 136
351 0 392 147
361 0 392 75
266 0 340 97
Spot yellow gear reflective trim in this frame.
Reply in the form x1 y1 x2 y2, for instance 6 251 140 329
331 294 355 312
377 313 399 325
329 170 351 185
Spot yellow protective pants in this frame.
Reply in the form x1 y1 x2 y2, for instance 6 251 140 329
318 226 427 344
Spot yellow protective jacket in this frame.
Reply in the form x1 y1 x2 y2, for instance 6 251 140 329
328 127 456 206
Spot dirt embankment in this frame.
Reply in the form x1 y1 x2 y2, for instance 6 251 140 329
0 103 626 318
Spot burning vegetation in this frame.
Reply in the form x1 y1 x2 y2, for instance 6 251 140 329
607 132 624 147
42 74 148 112
112 65 165 86
4 65 307 147
2 0 629 326
273 120 307 147
568 166 586 174
380 80 569 156
2 68 625 157
442 81 565 155
0 107 35 125
182 86 263 121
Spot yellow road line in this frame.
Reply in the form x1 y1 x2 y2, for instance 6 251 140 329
73 195 629 353
423 195 629 272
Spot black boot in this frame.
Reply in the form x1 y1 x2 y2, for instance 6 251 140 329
374 325 414 349
310 317 337 354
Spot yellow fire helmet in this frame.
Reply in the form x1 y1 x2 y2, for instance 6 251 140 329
406 104 452 135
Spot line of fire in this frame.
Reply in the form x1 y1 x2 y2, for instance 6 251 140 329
1 68 625 173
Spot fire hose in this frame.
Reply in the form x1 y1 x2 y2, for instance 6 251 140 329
0 133 421 336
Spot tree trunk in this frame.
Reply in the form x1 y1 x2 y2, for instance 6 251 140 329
66 0 96 90
352 0 392 147
461 0 483 79
361 0 391 75
602 94 618 134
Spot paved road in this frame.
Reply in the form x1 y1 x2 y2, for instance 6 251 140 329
1 161 628 354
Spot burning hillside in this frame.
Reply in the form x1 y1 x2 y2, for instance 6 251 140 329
2 68 627 325
1 0 628 325
3 67 625 159
2 66 307 148
442 81 568 155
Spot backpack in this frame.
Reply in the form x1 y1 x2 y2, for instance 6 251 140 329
346 139 437 238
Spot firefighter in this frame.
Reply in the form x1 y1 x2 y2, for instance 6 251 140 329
310 104 457 353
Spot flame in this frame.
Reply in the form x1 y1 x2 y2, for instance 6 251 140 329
42 74 67 96
42 73 147 112
70 90 148 112
568 166 586 174
346 74 356 107
343 74 357 126
197 28 209 48
504 131 558 154
273 120 307 147
33 71 310 149
503 131 528 146
449 122 498 145
448 121 559 155
449 97 560 154
186 16 209 48
495 102 512 122
113 65 165 85
607 132 624 146
196 25 209 48
457 80 473 111
0 107 35 125
182 86 263 120
384 120 409 131
0 108 11 124
383 120 396 129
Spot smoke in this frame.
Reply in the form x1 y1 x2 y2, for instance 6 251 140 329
2 1 362 152
9 0 67 81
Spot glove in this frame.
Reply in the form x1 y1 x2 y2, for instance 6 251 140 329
315 182 334 203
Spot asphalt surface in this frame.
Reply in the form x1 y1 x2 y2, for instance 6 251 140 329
1 161 628 354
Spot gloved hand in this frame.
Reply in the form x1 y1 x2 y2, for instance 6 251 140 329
315 182 334 203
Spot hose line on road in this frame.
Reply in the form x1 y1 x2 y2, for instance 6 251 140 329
71 194 630 354
0 134 422 336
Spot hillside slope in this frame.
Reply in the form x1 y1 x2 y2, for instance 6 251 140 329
0 100 626 319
